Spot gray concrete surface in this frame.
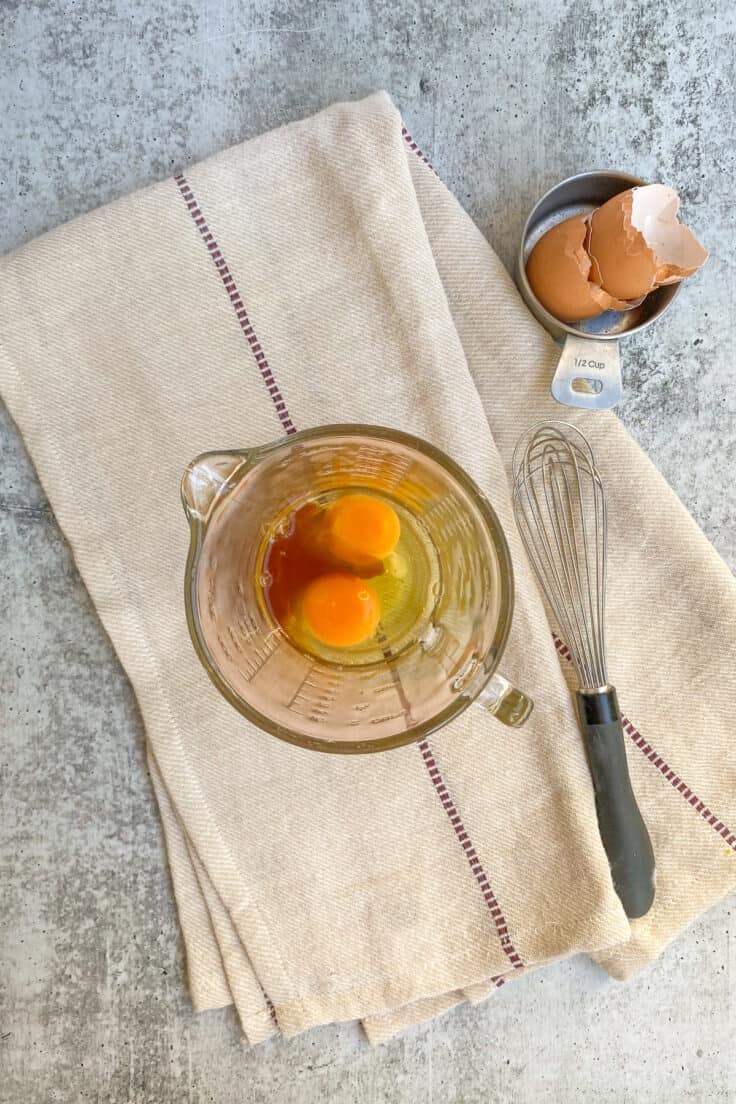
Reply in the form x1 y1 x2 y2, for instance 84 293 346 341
1 2 734 1101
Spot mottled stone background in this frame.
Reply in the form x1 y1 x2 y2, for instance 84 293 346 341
1 3 734 1102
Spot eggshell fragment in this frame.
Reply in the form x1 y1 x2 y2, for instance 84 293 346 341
588 184 708 300
632 184 709 284
526 214 633 322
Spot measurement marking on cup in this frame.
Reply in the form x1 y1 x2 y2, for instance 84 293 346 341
287 661 316 709
574 356 606 371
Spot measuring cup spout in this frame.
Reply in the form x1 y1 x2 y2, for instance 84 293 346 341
181 450 250 523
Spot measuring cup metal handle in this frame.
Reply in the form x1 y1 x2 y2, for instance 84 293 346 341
475 673 533 727
551 334 622 411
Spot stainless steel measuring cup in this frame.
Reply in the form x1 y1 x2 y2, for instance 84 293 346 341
516 171 680 410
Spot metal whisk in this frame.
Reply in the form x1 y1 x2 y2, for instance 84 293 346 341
512 422 655 918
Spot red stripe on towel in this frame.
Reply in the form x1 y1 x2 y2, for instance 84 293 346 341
174 172 296 436
384 125 523 966
418 740 524 969
401 126 436 173
263 992 278 1027
173 155 523 978
552 635 735 849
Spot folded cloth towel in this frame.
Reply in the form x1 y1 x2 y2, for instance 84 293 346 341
1 92 734 1045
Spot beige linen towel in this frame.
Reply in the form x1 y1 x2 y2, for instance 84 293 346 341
1 93 734 1045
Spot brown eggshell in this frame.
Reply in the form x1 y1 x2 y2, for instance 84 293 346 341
631 184 709 284
587 190 659 300
526 214 631 322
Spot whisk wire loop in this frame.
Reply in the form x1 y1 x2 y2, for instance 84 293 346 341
512 422 609 691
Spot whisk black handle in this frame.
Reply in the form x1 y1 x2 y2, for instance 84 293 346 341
577 688 656 919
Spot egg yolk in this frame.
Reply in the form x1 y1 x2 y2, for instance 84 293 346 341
301 572 381 647
324 494 400 566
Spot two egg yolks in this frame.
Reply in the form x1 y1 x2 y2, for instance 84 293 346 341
300 495 400 647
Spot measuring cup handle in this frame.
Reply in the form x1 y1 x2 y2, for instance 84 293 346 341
551 334 622 410
475 673 533 727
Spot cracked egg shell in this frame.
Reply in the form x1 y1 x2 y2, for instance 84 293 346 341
588 184 708 300
526 213 633 322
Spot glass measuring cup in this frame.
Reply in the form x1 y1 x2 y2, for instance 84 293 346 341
181 425 532 753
